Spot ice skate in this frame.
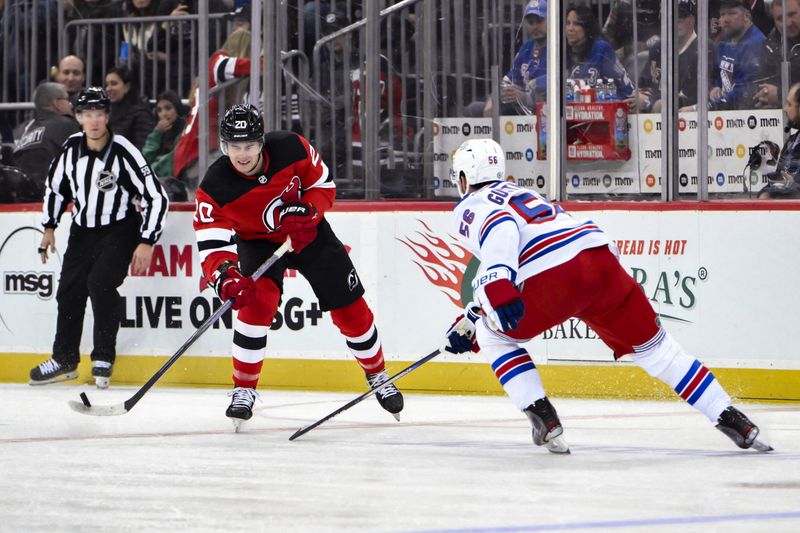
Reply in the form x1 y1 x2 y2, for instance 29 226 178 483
226 387 259 432
366 370 404 420
523 397 570 454
92 361 113 389
29 358 78 385
716 406 773 452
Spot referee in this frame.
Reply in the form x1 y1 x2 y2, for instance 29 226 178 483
30 87 169 388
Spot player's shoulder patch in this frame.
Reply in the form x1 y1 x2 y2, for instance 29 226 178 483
199 157 261 208
263 131 308 178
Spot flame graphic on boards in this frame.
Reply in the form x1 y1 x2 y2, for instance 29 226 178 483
397 220 475 308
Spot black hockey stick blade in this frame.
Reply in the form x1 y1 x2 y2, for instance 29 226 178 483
289 345 445 441
69 239 293 417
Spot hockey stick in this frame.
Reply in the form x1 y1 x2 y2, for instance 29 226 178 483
289 344 446 441
68 238 293 416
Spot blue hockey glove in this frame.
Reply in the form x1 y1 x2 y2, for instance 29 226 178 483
445 304 482 354
473 270 525 332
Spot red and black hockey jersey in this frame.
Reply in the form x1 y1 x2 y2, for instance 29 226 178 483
193 131 334 279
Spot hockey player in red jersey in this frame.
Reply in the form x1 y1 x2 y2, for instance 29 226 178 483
193 104 402 430
444 138 772 454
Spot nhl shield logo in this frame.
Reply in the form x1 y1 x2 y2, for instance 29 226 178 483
258 175 268 184
96 169 117 192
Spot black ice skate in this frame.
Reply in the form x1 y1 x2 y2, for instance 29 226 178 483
523 397 570 454
366 370 404 420
29 358 78 385
226 387 259 432
92 361 113 389
716 406 773 452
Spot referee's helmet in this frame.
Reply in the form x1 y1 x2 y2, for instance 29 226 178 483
75 87 110 113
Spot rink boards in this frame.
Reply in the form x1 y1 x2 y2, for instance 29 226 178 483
1 202 798 401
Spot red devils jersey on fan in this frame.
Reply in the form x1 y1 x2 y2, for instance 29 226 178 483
193 131 335 278
174 51 251 177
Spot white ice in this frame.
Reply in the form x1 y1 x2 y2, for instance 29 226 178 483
1 384 799 533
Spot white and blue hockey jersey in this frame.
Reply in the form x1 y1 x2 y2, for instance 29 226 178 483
451 181 611 286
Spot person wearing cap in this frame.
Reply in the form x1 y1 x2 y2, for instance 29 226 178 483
710 0 767 110
30 86 169 388
465 0 548 117
315 8 355 170
754 0 800 109
302 1 363 60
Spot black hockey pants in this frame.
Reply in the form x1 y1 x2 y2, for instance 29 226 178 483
52 216 140 366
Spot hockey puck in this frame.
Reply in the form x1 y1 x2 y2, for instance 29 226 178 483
80 392 91 408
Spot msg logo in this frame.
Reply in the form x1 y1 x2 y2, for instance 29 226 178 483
4 271 55 299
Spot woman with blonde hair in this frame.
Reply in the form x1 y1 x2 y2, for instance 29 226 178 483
172 29 253 185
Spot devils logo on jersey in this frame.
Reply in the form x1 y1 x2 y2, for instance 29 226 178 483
262 175 302 231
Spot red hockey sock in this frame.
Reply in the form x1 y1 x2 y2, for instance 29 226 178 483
232 359 263 388
330 297 385 374
230 278 280 388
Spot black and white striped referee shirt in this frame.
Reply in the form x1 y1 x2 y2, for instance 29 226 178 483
42 131 169 244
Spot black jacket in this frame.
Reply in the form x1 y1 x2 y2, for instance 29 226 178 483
760 28 800 87
109 94 155 150
13 109 80 187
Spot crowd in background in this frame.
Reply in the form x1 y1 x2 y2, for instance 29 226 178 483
2 0 800 203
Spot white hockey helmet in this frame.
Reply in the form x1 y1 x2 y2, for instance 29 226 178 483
450 138 506 197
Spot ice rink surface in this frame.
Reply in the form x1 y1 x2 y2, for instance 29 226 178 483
1 384 798 533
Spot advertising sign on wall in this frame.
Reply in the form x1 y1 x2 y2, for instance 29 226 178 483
432 111 784 197
2 206 797 372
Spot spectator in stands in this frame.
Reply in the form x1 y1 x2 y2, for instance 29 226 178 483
758 82 800 198
105 65 155 150
53 55 87 107
711 0 723 41
121 0 160 97
0 0 60 136
749 0 776 37
65 0 124 84
154 0 231 96
710 0 767 110
602 0 661 51
231 3 251 32
122 0 159 54
566 5 635 101
601 0 660 88
315 9 354 177
172 28 251 187
11 83 80 200
641 0 715 113
142 90 186 178
464 0 548 117
754 0 800 109
303 1 363 62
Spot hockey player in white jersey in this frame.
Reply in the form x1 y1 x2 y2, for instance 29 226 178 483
444 138 772 454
